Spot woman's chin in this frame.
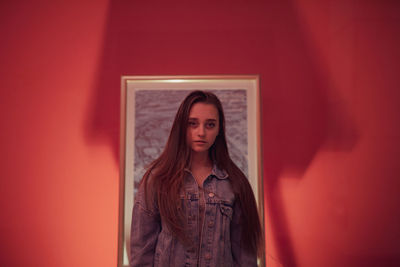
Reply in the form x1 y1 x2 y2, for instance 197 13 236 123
191 147 210 154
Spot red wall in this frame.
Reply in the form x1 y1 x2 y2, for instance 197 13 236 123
1 1 399 266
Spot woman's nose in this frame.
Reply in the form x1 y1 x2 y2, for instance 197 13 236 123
197 125 205 136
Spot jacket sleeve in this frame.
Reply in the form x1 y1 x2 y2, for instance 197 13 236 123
130 183 161 267
231 201 257 267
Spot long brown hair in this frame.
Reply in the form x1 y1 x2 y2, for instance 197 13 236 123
141 90 262 255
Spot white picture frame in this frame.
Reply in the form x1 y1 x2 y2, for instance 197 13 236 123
118 75 264 266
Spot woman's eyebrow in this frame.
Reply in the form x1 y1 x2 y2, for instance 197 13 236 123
188 118 217 121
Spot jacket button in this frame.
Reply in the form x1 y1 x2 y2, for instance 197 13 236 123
208 192 215 197
208 221 214 227
205 253 212 260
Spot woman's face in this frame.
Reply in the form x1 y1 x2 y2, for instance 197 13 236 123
186 102 219 154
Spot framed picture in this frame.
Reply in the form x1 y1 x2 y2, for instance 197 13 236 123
118 75 264 266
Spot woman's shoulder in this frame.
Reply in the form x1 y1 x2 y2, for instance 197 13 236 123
135 170 159 214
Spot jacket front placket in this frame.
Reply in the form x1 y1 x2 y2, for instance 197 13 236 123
183 173 201 265
198 175 217 267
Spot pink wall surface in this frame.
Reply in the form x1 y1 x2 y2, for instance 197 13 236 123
0 1 399 266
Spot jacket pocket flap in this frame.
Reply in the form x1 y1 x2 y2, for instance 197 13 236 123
219 205 233 220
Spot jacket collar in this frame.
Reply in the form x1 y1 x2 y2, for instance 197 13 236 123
211 164 229 179
184 163 228 180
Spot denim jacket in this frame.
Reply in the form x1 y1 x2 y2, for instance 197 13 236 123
130 165 257 267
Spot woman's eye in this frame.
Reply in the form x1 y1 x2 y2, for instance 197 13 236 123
206 122 215 128
188 121 198 127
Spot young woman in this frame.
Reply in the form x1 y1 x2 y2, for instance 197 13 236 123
130 91 262 267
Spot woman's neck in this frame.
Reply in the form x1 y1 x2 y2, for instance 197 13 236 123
190 151 212 169
189 151 213 187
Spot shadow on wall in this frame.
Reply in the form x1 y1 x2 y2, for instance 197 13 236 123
84 1 359 266
261 1 359 266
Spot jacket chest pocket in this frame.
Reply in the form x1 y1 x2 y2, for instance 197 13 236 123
218 204 234 265
179 192 199 226
218 204 233 241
